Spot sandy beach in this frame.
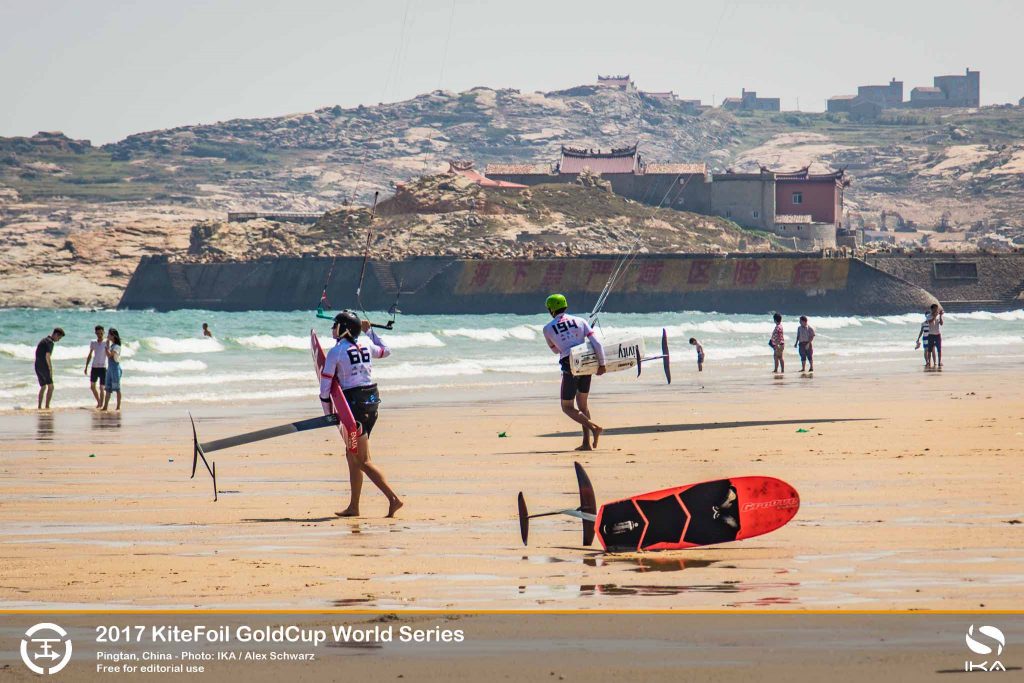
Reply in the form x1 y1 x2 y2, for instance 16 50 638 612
2 363 1022 611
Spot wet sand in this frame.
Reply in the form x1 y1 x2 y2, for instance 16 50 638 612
1 367 1022 610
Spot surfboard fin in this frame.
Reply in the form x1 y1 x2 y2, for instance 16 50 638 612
574 461 597 547
661 328 671 385
517 492 529 545
189 412 218 502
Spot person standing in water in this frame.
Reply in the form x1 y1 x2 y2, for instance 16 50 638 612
796 316 815 372
35 327 64 410
319 310 403 518
542 294 606 451
202 323 213 338
84 325 107 408
101 328 123 411
914 309 933 368
927 303 944 368
769 313 785 374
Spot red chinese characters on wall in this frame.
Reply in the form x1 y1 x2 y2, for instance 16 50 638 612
540 262 567 289
637 261 665 287
791 260 822 286
687 260 713 285
586 261 614 289
513 262 530 286
732 260 761 286
470 262 493 287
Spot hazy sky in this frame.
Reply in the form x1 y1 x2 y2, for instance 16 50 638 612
2 0 1020 144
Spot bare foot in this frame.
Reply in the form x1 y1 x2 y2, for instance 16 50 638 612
335 508 359 517
387 498 404 518
591 425 603 448
574 443 593 452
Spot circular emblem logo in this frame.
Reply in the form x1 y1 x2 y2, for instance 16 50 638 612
966 624 1005 656
21 623 73 675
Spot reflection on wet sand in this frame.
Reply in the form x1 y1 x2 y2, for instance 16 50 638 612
583 556 721 572
36 412 54 440
91 411 122 431
579 581 799 598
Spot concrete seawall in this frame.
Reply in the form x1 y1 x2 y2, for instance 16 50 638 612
865 252 1024 311
119 254 937 315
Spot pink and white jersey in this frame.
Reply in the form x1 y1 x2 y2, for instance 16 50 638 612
543 313 605 364
319 329 391 394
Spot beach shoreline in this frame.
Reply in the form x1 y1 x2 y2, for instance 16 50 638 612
2 364 1021 611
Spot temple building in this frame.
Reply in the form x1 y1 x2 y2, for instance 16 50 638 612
596 74 635 91
484 146 847 248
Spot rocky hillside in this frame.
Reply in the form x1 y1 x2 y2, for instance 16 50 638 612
184 173 774 264
2 82 1024 307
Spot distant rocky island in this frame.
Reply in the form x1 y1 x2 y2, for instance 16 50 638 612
2 76 1023 308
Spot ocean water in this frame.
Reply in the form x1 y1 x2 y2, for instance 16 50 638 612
1 307 1022 411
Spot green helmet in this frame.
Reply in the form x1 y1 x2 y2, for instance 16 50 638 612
545 293 568 314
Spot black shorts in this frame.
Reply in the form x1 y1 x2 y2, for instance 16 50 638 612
344 384 380 437
35 365 52 387
559 358 592 401
90 367 107 383
928 334 941 351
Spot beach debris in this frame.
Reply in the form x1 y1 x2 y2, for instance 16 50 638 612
498 431 508 438
796 428 810 433
88 453 95 457
1006 520 1022 525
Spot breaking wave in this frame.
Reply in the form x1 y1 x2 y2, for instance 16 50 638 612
0 342 137 362
233 334 308 351
442 325 539 342
121 359 208 374
140 336 224 354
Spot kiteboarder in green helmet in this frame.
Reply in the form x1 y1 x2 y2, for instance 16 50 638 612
542 294 606 450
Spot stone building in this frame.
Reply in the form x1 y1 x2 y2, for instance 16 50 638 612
774 215 837 249
596 74 635 91
721 88 780 112
830 78 902 112
909 86 946 107
933 68 980 106
774 168 848 227
908 68 980 108
485 146 848 235
827 95 856 113
857 78 903 106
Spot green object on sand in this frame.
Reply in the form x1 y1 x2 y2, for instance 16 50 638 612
498 432 508 438
89 453 96 457
796 428 810 433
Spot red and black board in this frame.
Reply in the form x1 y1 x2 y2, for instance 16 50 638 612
594 476 799 552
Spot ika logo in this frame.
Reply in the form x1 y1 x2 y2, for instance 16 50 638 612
21 623 73 675
617 344 640 360
965 625 1007 672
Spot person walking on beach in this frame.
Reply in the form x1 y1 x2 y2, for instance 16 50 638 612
84 325 107 408
796 316 815 372
914 309 933 368
769 313 785 374
689 338 704 372
202 323 212 338
927 303 944 368
542 294 606 451
101 328 123 411
320 310 403 518
35 327 64 409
